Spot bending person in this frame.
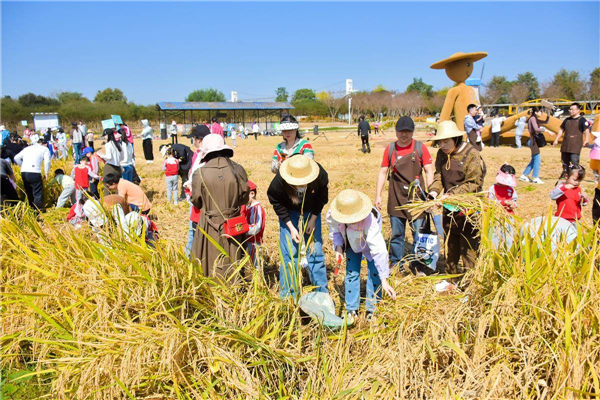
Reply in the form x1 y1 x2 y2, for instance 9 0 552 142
267 154 329 299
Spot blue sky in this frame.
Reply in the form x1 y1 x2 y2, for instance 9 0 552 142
2 1 599 105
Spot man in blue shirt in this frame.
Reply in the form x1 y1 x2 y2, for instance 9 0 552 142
464 104 483 152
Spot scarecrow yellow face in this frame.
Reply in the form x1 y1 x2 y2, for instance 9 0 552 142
445 60 474 84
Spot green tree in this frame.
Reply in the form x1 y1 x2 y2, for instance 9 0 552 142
551 69 585 100
275 87 289 102
57 91 90 103
588 67 600 100
373 84 387 93
185 88 226 102
291 88 316 103
94 88 127 103
406 78 433 98
18 93 59 108
482 76 512 104
514 72 540 101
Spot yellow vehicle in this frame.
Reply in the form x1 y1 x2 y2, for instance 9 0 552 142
507 99 600 115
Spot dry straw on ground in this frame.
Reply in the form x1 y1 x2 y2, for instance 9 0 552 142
1 130 599 399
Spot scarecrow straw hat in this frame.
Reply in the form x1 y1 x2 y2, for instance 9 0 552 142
430 52 487 69
432 120 466 141
330 189 373 224
279 155 319 186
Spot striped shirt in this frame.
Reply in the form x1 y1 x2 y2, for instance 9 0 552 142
271 138 314 173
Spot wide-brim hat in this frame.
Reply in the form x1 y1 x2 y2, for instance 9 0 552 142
432 120 466 141
279 122 299 131
330 189 373 224
496 170 517 188
279 155 319 186
430 52 488 69
201 134 234 159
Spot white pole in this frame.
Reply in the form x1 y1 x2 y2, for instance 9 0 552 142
348 97 352 126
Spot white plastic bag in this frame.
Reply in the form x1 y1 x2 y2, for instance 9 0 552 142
413 233 440 271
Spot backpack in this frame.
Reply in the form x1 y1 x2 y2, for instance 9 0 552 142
386 140 424 180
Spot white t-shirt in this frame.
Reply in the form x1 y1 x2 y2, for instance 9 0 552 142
252 124 259 133
491 117 506 132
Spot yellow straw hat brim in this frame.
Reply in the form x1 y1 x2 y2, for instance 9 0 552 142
430 52 488 69
279 156 320 186
432 120 466 142
330 190 373 225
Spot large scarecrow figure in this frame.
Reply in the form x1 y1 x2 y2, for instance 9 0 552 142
431 51 562 142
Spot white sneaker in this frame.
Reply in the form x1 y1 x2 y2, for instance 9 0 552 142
519 175 531 182
532 178 544 184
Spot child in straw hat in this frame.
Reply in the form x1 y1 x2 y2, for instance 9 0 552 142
327 189 397 321
267 154 329 299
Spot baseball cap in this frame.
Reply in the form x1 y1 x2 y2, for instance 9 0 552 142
248 180 257 191
82 146 94 155
186 124 210 139
395 116 415 132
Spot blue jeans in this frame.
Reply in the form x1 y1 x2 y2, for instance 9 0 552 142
523 153 541 179
121 165 134 182
73 143 82 164
185 219 197 258
389 215 425 266
279 210 328 299
345 247 382 313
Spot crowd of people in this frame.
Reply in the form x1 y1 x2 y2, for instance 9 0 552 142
1 103 599 321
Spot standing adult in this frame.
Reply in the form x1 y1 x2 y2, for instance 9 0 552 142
428 121 485 281
170 120 178 144
375 116 434 270
43 128 54 159
98 128 124 194
252 122 259 140
271 115 314 173
357 115 372 153
190 134 250 282
520 107 553 184
464 104 483 152
0 125 10 146
490 113 506 148
85 130 95 151
267 155 329 299
56 128 68 159
514 116 526 149
210 117 224 139
589 120 600 225
4 133 27 163
183 125 211 257
71 122 84 164
78 121 88 143
553 103 591 178
140 119 154 163
14 139 51 209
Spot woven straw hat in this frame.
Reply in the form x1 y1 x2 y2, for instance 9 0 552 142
432 120 466 141
330 189 373 224
279 155 319 186
430 52 487 69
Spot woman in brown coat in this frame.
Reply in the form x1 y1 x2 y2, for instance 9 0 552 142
190 134 250 283
428 121 485 281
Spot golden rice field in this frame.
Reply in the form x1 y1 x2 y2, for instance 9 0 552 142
1 128 599 399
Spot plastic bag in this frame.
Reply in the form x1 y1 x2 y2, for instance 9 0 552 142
298 292 347 330
413 232 440 271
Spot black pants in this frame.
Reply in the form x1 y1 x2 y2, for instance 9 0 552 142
560 152 580 178
490 131 501 147
0 175 20 207
361 135 370 153
88 141 94 151
254 132 258 140
593 188 600 226
21 172 44 210
179 168 189 198
143 139 154 161
171 134 178 144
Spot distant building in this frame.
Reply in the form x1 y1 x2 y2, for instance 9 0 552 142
230 91 238 102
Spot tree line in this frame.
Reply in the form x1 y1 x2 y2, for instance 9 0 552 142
2 67 598 128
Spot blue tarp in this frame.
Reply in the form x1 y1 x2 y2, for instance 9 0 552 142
157 101 294 111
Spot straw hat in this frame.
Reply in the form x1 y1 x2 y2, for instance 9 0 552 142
432 120 465 141
201 134 233 159
430 52 488 69
279 155 319 186
330 189 373 224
